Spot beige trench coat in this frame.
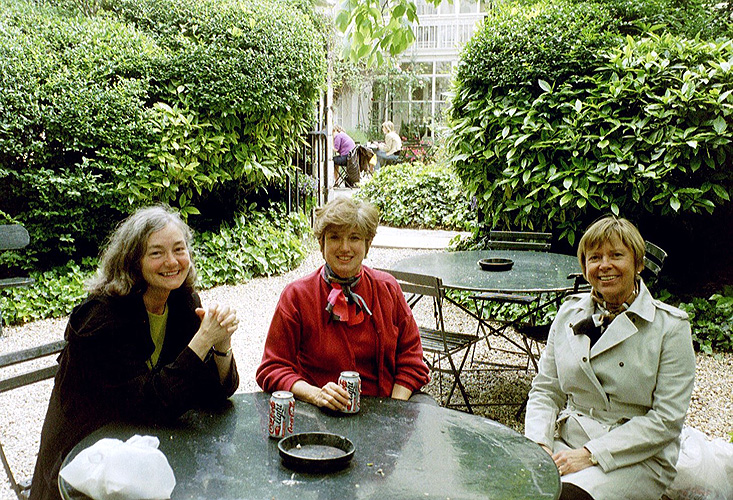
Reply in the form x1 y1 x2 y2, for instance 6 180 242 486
525 280 696 500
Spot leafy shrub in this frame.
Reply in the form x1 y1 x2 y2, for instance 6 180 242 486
0 209 312 326
355 162 473 231
457 0 621 92
0 0 326 267
449 31 733 246
678 287 733 354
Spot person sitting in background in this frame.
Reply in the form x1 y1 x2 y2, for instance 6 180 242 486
333 124 356 183
30 205 240 500
374 120 402 170
524 215 695 500
256 197 432 410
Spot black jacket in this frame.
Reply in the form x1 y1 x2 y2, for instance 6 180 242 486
30 288 239 500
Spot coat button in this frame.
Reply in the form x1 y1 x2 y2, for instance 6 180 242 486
619 361 624 367
582 357 588 362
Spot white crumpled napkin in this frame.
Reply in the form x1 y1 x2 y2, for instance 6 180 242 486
59 434 176 500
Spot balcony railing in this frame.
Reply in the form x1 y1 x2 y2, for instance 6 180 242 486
407 14 485 53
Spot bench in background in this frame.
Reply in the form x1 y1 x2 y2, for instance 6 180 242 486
0 225 35 334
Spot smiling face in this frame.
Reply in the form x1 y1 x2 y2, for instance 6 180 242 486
322 225 367 279
141 223 191 297
584 236 643 306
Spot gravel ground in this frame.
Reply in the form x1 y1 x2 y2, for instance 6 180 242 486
1 245 731 500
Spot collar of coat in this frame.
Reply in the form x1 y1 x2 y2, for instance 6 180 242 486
564 279 656 359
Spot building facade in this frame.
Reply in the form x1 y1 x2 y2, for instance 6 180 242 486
335 0 489 141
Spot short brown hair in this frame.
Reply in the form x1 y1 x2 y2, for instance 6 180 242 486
577 215 645 275
313 197 380 253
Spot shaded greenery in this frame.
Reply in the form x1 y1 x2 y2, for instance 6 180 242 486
0 0 325 269
447 0 733 294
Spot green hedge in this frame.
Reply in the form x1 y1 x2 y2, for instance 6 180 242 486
0 0 325 269
355 162 473 231
449 31 732 246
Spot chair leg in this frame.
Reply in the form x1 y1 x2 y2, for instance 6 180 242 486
0 440 25 500
442 352 473 414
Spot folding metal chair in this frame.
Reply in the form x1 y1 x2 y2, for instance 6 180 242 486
380 269 479 413
1 340 66 499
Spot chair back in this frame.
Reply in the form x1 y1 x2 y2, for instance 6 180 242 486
0 225 30 251
487 231 551 251
642 241 667 284
379 268 445 325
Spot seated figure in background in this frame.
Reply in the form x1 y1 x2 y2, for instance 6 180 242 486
524 215 695 500
374 120 402 170
332 124 355 184
256 197 432 410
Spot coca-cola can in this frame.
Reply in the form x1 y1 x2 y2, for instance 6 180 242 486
268 391 295 438
338 371 361 413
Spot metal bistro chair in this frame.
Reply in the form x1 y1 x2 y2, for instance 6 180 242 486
380 268 478 413
0 225 35 334
1 340 67 500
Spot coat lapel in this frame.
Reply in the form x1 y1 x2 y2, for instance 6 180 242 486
563 297 607 396
590 280 656 358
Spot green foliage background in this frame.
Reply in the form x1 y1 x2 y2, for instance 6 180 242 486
446 0 733 291
355 162 474 231
0 0 325 269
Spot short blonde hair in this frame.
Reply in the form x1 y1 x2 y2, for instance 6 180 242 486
313 198 380 253
382 120 395 133
577 215 645 275
333 124 344 133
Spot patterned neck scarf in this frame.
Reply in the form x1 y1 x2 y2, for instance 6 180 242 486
322 263 372 325
573 278 640 346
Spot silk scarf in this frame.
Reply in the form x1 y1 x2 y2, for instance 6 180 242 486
321 263 373 325
572 278 640 346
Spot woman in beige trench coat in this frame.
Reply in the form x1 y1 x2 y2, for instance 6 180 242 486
525 216 695 500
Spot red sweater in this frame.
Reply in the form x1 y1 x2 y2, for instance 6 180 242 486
256 266 430 397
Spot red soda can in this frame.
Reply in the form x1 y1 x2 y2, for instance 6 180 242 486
339 371 361 413
268 391 295 438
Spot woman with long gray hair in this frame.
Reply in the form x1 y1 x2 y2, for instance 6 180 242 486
30 205 240 500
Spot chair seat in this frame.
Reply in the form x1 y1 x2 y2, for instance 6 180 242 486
470 292 537 305
419 327 478 354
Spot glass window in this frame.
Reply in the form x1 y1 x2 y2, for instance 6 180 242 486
435 76 451 101
460 0 478 14
436 61 452 74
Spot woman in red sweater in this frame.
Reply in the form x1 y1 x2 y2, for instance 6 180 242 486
256 197 430 410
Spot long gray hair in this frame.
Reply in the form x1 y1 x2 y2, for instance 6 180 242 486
86 205 197 296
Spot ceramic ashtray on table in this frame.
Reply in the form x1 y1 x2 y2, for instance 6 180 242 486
478 257 514 271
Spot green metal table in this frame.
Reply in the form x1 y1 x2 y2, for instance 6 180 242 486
59 392 560 500
388 250 583 374
389 250 580 294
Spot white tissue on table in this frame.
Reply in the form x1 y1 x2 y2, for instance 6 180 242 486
59 434 176 500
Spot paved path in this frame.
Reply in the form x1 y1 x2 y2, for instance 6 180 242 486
372 225 469 250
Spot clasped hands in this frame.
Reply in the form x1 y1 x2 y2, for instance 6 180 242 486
190 303 238 360
541 444 595 476
310 381 351 412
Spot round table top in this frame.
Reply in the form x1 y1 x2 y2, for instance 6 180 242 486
389 250 581 293
59 392 560 500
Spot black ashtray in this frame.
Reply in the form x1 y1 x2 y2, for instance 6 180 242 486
478 258 514 271
278 432 355 473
